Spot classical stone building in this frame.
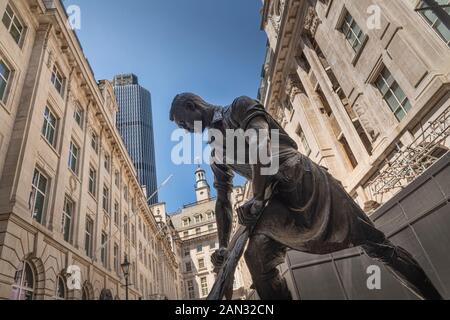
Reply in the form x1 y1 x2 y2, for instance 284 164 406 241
171 167 253 300
258 0 450 212
0 0 178 300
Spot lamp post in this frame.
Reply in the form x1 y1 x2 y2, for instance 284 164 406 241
121 254 130 300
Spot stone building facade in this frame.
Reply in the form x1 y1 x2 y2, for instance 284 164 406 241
258 0 450 212
0 0 179 300
171 167 252 300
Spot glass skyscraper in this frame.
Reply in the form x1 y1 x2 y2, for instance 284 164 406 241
113 74 158 204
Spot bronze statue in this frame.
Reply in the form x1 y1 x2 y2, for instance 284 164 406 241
170 93 443 300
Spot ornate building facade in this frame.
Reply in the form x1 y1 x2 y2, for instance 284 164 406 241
258 0 450 212
0 0 179 300
171 167 253 300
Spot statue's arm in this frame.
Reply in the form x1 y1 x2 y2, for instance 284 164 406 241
246 116 272 202
211 163 234 249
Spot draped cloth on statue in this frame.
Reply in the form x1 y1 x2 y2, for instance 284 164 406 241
210 96 375 255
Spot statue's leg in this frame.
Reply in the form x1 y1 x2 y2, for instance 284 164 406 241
359 221 442 300
244 233 293 300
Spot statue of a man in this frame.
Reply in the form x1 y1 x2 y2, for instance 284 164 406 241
170 93 442 300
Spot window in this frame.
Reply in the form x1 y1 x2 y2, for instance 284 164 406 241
113 243 119 273
42 106 57 146
114 201 120 226
185 262 192 273
114 170 120 187
55 276 66 300
88 166 97 197
208 224 214 231
73 104 84 129
61 196 73 243
210 241 217 250
123 214 129 238
85 217 94 258
68 141 80 175
144 249 148 267
183 231 189 237
182 218 190 227
198 258 205 270
197 244 203 253
375 67 412 121
200 277 208 297
187 280 195 299
31 169 48 224
91 131 99 153
51 65 64 96
138 217 142 232
340 11 366 52
2 4 24 45
296 126 311 156
206 212 214 220
131 224 136 246
418 0 450 46
139 242 143 261
0 57 12 103
101 232 108 267
184 248 190 257
104 153 110 172
103 185 110 213
124 186 128 202
11 261 34 300
196 227 201 235
195 215 203 223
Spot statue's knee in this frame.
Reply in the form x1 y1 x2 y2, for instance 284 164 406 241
244 234 268 272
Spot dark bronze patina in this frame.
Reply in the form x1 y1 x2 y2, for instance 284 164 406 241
170 93 443 300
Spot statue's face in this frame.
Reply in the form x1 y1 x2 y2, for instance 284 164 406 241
172 105 204 133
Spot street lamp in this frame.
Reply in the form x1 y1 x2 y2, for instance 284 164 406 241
121 254 131 300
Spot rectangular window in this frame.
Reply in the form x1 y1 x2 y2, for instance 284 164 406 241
68 141 79 175
62 196 73 243
375 67 412 121
296 126 312 156
42 107 57 146
101 232 108 267
198 258 205 270
114 170 120 187
104 153 110 173
138 217 142 232
340 11 366 52
183 231 189 237
31 169 48 224
185 262 192 273
200 277 208 297
91 131 98 153
123 214 129 238
85 217 94 258
113 243 119 273
0 57 12 103
73 104 83 129
2 4 24 45
187 280 195 299
114 201 120 226
88 166 97 197
197 244 203 253
103 185 110 213
184 248 190 257
196 227 201 235
124 186 128 202
51 65 64 96
418 0 450 46
208 224 214 231
131 224 136 246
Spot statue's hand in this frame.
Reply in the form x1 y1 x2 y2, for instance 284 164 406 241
211 248 229 270
237 199 264 227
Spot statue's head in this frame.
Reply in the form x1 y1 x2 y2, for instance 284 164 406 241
170 93 210 133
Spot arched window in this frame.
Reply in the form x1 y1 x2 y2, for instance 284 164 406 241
11 261 35 300
55 275 67 300
195 215 203 223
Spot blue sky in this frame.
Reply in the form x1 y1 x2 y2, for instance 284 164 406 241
63 0 267 213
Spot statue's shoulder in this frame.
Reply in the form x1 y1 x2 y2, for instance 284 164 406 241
228 96 266 129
